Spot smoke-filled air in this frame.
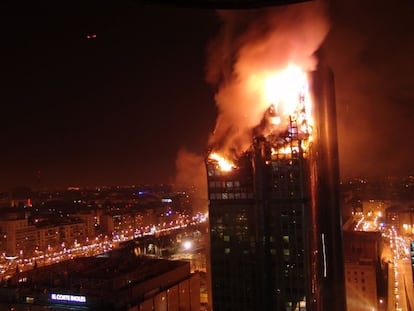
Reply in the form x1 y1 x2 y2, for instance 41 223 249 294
206 1 330 160
174 1 330 206
174 148 208 213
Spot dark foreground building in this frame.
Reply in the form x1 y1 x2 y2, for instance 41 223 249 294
0 247 200 311
206 63 346 311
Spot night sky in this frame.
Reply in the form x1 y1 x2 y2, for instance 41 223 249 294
1 0 413 191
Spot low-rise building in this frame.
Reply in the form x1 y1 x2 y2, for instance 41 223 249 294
343 231 386 311
0 246 200 311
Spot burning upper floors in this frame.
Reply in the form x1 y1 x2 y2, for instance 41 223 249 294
207 118 310 204
206 64 346 311
206 65 314 204
207 65 313 167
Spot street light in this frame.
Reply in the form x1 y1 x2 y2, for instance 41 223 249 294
183 241 192 251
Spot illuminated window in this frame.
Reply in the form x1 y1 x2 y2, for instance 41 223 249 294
224 248 230 254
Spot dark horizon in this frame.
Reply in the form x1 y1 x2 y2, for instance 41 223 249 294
1 0 413 191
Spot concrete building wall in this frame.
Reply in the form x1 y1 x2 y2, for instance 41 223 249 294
345 262 378 311
167 285 179 311
178 279 190 311
2 253 200 311
0 218 88 256
0 218 29 255
139 298 153 311
75 213 97 238
154 291 167 311
189 273 200 311
37 226 59 251
15 225 38 256
100 214 115 234
136 275 200 311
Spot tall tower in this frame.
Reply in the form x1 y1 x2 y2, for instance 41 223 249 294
206 62 346 311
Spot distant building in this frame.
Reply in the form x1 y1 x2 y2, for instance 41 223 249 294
386 203 414 235
0 218 32 256
74 212 99 238
36 220 86 250
0 217 87 257
11 186 32 208
0 247 200 311
100 210 145 238
345 261 379 311
343 231 386 311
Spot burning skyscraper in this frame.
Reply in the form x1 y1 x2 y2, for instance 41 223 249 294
205 3 345 310
206 61 346 311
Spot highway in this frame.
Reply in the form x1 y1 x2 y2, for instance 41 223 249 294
0 212 208 280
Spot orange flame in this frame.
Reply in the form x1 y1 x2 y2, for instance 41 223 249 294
209 153 235 172
264 65 313 138
210 64 313 168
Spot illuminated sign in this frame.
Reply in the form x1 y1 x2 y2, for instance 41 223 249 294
51 293 86 304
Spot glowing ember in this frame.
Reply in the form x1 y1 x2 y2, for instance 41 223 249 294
271 139 310 158
272 145 300 155
209 153 235 172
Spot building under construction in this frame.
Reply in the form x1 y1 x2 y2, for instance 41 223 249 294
206 63 346 311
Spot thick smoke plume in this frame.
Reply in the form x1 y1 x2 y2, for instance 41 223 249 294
174 148 208 213
174 1 330 210
207 1 330 159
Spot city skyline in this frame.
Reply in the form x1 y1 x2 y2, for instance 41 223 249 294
1 0 413 191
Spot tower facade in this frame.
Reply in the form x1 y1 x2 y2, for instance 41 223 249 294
206 63 346 311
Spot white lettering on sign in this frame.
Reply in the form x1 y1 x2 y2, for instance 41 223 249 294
51 293 87 303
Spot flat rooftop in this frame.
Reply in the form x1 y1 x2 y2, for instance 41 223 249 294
11 246 190 293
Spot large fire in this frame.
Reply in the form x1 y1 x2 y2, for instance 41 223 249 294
209 152 235 172
263 65 312 137
209 65 313 170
